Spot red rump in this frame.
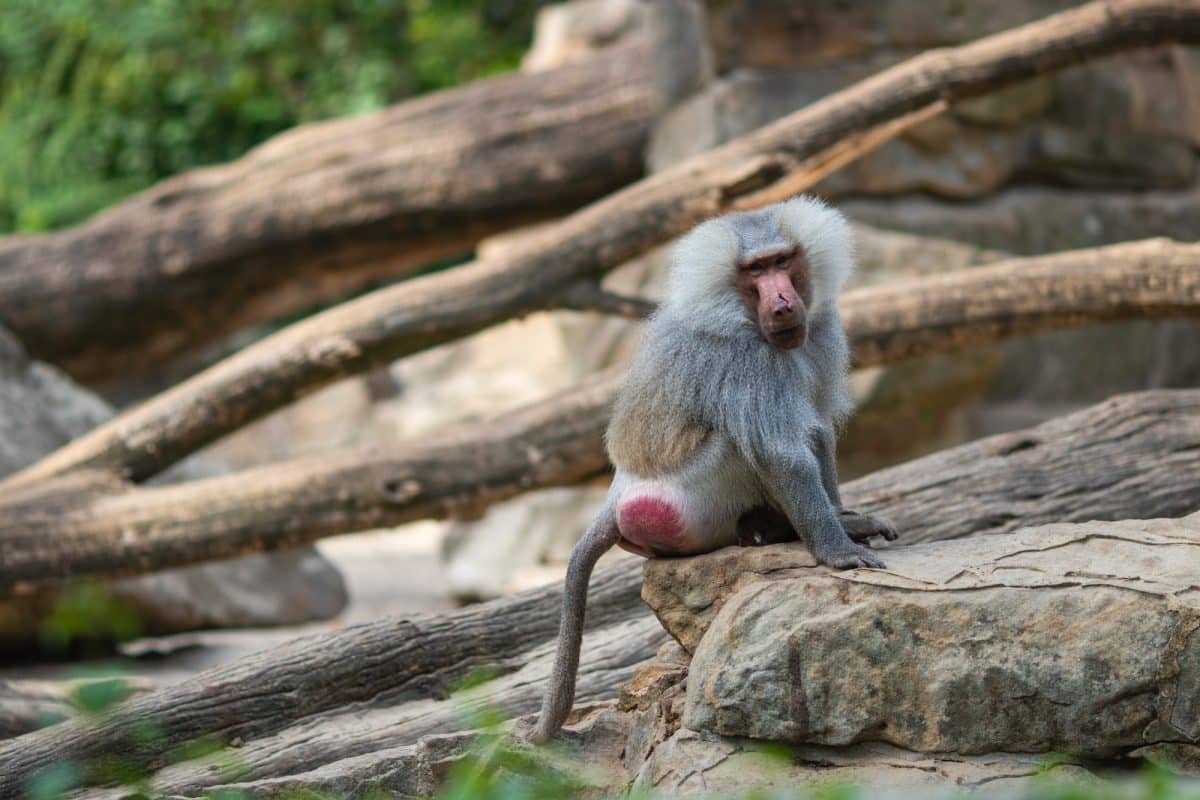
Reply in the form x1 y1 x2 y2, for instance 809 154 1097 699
618 494 685 548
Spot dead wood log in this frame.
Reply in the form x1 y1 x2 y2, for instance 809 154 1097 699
109 616 667 798
0 373 618 586
0 40 656 385
4 0 1195 491
1 388 1197 796
840 236 1200 367
1 239 1198 584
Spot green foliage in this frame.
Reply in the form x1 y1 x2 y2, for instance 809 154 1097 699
0 0 545 232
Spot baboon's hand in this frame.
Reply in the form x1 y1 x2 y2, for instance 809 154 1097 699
840 509 899 544
813 538 886 570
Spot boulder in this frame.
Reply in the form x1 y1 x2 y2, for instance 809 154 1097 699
704 0 1085 72
842 186 1200 256
0 325 346 646
643 513 1200 758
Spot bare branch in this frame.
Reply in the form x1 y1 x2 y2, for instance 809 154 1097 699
844 237 1200 368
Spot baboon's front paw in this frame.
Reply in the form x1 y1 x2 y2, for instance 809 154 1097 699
840 509 899 543
815 541 886 570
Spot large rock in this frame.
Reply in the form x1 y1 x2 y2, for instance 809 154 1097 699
643 513 1200 758
613 643 1098 796
704 0 1085 72
0 325 346 646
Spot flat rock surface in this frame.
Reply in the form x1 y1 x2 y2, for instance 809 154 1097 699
643 513 1200 757
635 730 1095 798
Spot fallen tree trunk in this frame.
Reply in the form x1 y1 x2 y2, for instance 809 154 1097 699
4 0 1195 490
841 236 1200 366
1 240 1197 585
0 40 657 385
0 373 618 586
1 389 1197 795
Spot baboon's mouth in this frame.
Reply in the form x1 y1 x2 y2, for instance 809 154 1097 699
766 324 806 348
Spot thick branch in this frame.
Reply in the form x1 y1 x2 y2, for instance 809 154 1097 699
0 41 655 383
0 238 1198 584
0 373 617 586
1 389 1197 794
844 237 1200 368
4 0 1195 489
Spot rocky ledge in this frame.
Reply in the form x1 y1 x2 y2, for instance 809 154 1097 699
642 512 1200 763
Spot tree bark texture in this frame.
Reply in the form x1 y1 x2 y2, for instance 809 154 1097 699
1 389 1197 796
0 41 656 384
2 0 1195 490
1 239 1197 584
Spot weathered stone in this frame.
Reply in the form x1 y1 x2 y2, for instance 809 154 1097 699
618 640 691 773
1030 124 1194 190
0 326 110 476
842 186 1200 255
704 0 1083 71
953 78 1055 126
0 324 346 646
850 223 1006 280
644 513 1200 757
841 349 1002 478
649 60 1198 197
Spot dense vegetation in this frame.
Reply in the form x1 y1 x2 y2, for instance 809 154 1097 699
0 0 546 233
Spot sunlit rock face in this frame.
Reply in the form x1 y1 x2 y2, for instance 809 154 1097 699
644 513 1200 758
